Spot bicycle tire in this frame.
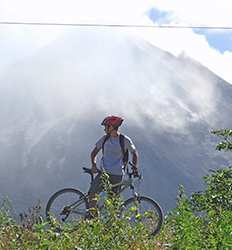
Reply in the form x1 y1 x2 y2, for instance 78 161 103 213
45 188 88 224
121 196 163 236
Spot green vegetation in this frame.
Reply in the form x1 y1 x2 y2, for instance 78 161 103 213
163 166 232 250
158 129 232 249
0 129 232 249
0 191 158 250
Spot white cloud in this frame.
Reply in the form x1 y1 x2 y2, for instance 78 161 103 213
1 0 232 83
0 0 151 23
133 22 232 84
1 0 232 26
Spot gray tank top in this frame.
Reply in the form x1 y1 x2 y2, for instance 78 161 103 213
95 134 137 175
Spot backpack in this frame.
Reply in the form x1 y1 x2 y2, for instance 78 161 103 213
102 134 129 166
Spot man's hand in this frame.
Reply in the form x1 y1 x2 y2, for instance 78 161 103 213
132 167 139 177
91 163 98 174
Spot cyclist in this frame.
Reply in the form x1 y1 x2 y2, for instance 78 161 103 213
88 115 139 212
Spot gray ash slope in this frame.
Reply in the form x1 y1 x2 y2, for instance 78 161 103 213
0 28 232 212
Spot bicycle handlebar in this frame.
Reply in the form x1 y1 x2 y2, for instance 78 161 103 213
83 161 142 180
82 167 101 182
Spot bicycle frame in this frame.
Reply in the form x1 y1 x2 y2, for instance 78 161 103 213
46 162 163 236
111 175 139 197
66 170 140 217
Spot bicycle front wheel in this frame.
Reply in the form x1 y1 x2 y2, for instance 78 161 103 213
121 196 163 236
45 188 88 224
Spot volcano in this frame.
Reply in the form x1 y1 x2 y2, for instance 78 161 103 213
0 28 232 213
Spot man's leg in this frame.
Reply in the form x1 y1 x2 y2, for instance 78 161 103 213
109 174 123 194
87 173 103 217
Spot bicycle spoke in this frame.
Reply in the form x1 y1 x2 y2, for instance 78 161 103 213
121 196 163 236
46 189 87 224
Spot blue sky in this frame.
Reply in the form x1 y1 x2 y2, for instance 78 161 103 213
193 29 232 53
147 7 232 54
147 7 172 25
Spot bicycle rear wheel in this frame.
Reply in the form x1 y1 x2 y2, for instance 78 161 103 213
45 188 88 224
121 196 163 236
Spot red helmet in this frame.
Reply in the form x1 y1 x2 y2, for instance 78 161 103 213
101 116 124 128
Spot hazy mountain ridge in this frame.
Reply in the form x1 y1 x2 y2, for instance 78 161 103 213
0 29 232 212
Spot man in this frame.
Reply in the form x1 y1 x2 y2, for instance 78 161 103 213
88 115 139 210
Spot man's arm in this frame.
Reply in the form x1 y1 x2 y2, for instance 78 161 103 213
124 135 139 176
90 146 101 173
91 135 105 173
132 150 139 176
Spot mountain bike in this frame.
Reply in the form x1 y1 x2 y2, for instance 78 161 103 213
45 162 163 236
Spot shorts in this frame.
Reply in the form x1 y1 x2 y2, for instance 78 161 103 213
88 173 123 194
